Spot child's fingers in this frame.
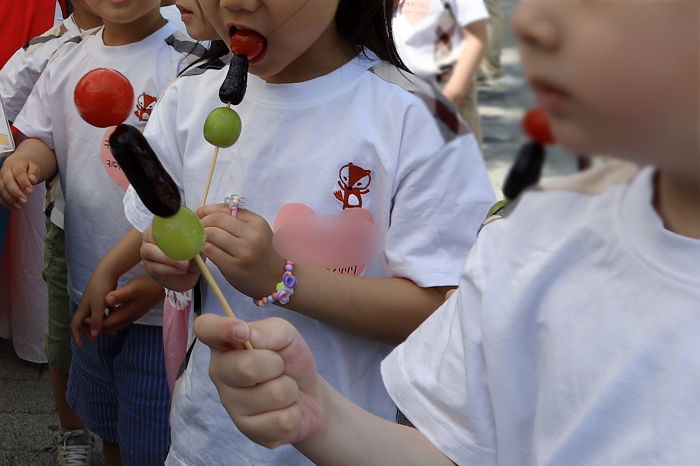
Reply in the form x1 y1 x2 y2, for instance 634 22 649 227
11 163 35 196
141 242 190 274
196 203 231 218
227 403 306 449
0 168 27 208
215 372 299 415
200 213 245 238
194 314 253 351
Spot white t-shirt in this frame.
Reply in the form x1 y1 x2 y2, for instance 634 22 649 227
0 15 84 229
124 51 495 465
14 23 204 325
382 164 700 465
394 0 489 81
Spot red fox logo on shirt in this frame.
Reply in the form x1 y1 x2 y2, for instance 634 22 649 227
334 163 372 209
134 93 157 122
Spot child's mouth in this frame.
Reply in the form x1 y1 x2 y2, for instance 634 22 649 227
228 27 267 64
530 78 572 113
175 4 193 21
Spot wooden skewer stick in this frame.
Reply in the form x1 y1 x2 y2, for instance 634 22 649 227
200 102 232 208
195 102 253 349
193 254 253 350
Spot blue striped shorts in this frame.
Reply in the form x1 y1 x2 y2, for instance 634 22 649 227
67 306 171 465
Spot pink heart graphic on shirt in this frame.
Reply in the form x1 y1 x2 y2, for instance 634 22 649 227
100 126 129 190
272 203 379 276
401 0 433 25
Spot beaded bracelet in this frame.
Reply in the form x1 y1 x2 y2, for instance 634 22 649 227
254 260 297 306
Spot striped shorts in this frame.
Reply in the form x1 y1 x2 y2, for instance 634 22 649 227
67 310 171 465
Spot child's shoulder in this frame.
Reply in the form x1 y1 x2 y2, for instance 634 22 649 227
365 59 470 144
485 160 641 235
161 29 208 70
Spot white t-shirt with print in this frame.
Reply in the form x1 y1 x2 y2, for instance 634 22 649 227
14 22 203 325
382 164 700 465
394 0 489 81
124 51 495 465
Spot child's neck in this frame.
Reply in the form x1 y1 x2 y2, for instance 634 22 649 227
101 10 166 46
654 169 700 239
72 8 102 31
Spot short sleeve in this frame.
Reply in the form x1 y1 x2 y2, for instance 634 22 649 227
123 83 185 231
452 0 489 27
0 48 39 122
384 100 495 287
381 218 505 465
12 64 55 150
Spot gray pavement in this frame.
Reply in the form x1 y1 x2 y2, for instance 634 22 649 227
0 1 579 463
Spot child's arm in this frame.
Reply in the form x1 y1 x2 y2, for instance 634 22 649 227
197 205 451 346
0 138 57 209
70 228 164 346
194 314 455 465
441 20 488 106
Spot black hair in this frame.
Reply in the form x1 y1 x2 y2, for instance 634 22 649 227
336 0 409 72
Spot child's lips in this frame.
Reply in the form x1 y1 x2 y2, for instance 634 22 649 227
530 77 572 112
175 4 193 20
228 26 267 63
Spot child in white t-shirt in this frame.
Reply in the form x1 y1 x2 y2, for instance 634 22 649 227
0 0 204 463
128 0 494 464
0 2 102 463
193 1 700 465
393 0 488 144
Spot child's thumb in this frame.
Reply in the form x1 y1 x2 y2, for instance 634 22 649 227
194 314 250 351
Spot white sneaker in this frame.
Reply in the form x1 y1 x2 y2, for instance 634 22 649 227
54 429 97 466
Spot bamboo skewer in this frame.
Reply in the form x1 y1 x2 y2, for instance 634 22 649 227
195 102 253 349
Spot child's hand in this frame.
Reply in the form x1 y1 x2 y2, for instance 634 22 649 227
141 226 201 292
71 266 118 348
100 275 165 335
0 156 40 209
197 204 283 299
194 314 325 448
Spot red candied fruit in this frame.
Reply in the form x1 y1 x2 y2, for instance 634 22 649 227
74 68 134 128
522 108 555 145
230 30 266 60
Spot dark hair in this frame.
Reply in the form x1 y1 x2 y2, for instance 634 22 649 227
336 0 409 72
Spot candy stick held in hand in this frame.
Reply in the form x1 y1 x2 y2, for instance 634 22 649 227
108 125 253 349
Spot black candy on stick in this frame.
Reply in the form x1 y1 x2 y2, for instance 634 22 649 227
109 124 181 217
502 141 546 201
219 54 249 105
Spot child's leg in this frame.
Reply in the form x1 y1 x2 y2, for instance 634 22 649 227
67 315 123 462
457 82 482 146
43 220 84 429
114 324 171 465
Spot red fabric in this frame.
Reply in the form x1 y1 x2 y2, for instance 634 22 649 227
0 0 63 68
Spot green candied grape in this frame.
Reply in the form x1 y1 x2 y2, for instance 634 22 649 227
203 107 242 148
152 206 205 260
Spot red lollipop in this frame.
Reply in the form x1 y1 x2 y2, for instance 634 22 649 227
74 68 134 127
522 108 555 145
230 30 266 60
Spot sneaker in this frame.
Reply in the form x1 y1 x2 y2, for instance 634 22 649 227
54 428 97 466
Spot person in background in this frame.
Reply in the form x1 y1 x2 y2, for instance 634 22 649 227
393 0 488 145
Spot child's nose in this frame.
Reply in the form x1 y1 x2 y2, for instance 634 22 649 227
220 0 259 12
511 2 560 52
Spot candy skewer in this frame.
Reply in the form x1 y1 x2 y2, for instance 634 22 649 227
200 102 232 207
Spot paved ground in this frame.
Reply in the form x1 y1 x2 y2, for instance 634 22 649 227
0 2 580 464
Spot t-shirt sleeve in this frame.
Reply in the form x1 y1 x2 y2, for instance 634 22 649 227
381 218 504 464
123 84 185 231
12 63 55 150
0 48 39 123
452 0 489 27
384 100 495 288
